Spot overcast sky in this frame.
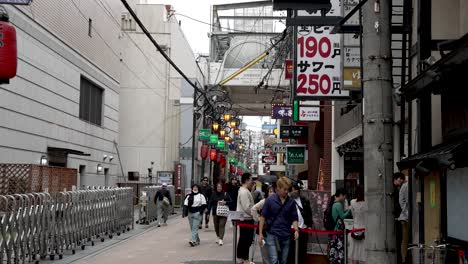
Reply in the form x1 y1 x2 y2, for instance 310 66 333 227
147 0 264 54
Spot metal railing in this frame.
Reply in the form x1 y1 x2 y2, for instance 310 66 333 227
0 187 133 263
408 243 456 264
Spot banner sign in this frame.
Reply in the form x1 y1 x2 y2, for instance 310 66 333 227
262 155 277 165
295 0 349 99
157 171 174 185
343 67 361 90
216 139 225 149
286 145 306 165
271 104 292 119
198 129 211 141
280 125 308 139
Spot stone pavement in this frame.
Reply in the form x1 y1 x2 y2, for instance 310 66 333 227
58 214 263 264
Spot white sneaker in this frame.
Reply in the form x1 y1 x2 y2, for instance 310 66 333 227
219 239 223 246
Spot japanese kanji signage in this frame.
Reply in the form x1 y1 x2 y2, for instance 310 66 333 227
295 0 349 99
286 145 306 165
280 126 308 139
198 129 211 141
271 104 292 119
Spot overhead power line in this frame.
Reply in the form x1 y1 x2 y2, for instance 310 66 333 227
120 0 206 98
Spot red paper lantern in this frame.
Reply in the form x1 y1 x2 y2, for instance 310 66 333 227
221 157 226 168
229 164 235 174
217 153 223 163
0 21 17 82
200 144 209 159
209 148 217 161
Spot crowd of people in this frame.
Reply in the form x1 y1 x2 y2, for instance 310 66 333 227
157 171 409 264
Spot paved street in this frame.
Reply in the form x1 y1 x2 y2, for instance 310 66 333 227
71 215 262 264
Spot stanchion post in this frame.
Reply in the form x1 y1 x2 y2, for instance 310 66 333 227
233 220 237 264
295 236 299 264
344 229 348 264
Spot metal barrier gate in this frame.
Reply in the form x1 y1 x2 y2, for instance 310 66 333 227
0 187 133 263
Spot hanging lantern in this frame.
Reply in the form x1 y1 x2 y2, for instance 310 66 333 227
220 130 226 137
217 153 223 163
0 19 17 83
220 157 226 168
225 136 230 142
200 144 209 159
230 120 237 128
273 128 279 135
209 148 217 161
223 113 231 122
230 164 236 173
212 122 219 132
234 129 240 136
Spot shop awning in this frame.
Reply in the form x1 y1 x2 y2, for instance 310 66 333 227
401 33 468 101
397 137 468 170
47 147 91 156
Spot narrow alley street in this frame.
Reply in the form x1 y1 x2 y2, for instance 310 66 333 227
71 215 262 264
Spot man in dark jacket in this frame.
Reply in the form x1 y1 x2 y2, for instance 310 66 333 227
226 176 239 211
155 183 172 227
288 180 313 264
199 177 213 229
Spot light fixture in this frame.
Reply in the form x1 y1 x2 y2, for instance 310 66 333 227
273 128 279 135
109 156 114 162
225 136 230 142
220 130 226 137
40 155 48 166
103 154 108 161
234 129 240 136
230 120 237 128
239 145 244 150
212 122 219 132
224 113 231 122
97 164 103 173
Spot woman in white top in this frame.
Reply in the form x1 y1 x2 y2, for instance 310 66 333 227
349 185 367 264
251 184 275 264
183 184 207 247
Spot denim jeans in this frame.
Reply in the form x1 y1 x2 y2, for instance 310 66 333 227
265 233 290 264
188 212 202 242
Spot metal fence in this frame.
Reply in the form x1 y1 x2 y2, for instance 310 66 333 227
0 187 133 263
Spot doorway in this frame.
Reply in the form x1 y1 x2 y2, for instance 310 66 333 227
104 168 110 187
79 165 86 190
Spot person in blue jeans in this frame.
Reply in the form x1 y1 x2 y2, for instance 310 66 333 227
183 184 207 246
258 177 299 264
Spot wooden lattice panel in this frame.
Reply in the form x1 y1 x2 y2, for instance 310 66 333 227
0 164 32 195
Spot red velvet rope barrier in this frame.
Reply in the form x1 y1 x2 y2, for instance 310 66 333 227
234 221 365 235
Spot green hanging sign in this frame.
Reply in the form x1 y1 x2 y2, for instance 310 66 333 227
216 139 225 149
198 129 211 141
286 145 306 164
209 134 218 144
229 158 237 163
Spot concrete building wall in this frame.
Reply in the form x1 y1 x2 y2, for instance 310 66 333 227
0 4 121 187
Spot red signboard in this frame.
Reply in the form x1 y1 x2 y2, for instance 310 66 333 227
175 164 182 190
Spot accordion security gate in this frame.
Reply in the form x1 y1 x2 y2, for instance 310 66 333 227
0 188 133 264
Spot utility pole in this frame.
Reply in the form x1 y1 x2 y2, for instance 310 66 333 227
362 0 395 263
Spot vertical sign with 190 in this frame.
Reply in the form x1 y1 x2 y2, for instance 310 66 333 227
296 0 349 98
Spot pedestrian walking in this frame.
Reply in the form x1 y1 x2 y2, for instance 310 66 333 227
155 183 172 227
348 185 367 264
258 177 299 264
227 176 240 211
327 188 351 264
208 183 232 246
199 177 213 229
251 184 275 264
251 177 264 204
183 184 207 247
392 172 405 264
288 180 312 264
236 173 255 264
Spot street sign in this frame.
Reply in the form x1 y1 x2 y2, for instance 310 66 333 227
343 67 361 90
299 106 320 121
216 139 225 149
344 47 360 67
209 134 218 144
286 145 306 165
272 143 287 153
262 155 277 165
280 125 308 139
198 129 211 141
0 0 32 4
262 124 277 130
294 0 350 99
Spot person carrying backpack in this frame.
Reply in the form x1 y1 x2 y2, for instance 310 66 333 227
326 188 351 264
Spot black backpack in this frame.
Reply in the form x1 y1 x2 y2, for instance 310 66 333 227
323 197 336 231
